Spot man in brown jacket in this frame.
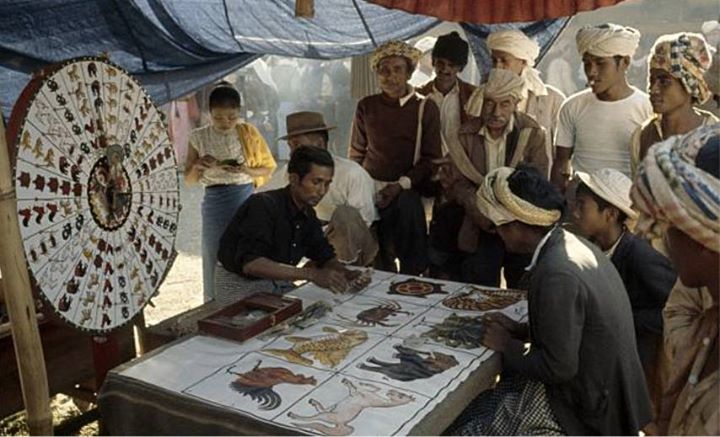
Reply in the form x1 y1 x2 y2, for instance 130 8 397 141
437 69 551 287
415 31 477 280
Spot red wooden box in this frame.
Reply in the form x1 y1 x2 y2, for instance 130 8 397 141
198 292 302 342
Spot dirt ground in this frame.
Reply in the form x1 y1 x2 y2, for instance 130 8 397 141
0 179 206 435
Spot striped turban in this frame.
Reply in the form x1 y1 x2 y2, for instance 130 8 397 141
576 23 641 58
631 123 720 253
650 32 713 104
371 40 421 72
476 167 562 226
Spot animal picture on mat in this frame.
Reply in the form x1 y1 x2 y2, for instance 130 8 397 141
227 361 316 410
420 313 485 349
335 299 411 327
264 326 368 367
357 344 459 381
442 287 525 311
288 378 415 436
387 279 447 298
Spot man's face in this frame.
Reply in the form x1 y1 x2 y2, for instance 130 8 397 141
582 53 627 95
571 190 610 240
377 56 412 98
287 132 327 153
649 68 691 114
210 106 240 132
432 57 462 84
481 96 517 132
491 50 526 76
289 163 333 208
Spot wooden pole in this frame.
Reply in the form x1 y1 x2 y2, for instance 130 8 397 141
0 116 53 435
295 0 314 18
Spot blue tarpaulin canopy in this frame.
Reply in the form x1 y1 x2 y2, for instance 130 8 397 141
0 0 568 116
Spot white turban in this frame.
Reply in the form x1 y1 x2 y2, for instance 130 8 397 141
464 69 525 117
487 29 547 97
576 23 641 58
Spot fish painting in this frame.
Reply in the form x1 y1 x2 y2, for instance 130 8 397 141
264 326 368 367
227 360 316 410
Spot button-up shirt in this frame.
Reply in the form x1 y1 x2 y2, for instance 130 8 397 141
426 82 461 156
479 115 515 174
218 187 335 276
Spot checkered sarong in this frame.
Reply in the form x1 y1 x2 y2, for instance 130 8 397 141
445 375 565 436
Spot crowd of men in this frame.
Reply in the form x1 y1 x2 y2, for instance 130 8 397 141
206 23 719 436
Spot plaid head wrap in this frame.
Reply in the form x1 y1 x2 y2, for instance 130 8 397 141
631 123 720 253
576 23 640 58
371 40 422 72
476 167 562 226
650 32 713 104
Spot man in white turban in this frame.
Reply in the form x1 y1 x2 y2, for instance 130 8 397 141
433 69 550 286
479 29 566 151
551 23 653 193
446 165 652 436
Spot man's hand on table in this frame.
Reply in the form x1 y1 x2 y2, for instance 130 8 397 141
342 268 371 292
481 320 512 352
483 312 524 337
309 267 349 294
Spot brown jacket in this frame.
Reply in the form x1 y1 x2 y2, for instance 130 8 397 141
449 111 551 252
416 78 477 124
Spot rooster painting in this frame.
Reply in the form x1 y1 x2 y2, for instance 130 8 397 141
227 360 317 410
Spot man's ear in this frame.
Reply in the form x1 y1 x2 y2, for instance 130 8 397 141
620 56 631 70
288 172 300 186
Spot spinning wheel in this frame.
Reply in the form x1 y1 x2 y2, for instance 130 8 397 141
387 279 447 298
6 56 180 333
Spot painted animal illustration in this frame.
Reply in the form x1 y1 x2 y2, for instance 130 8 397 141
288 378 415 436
335 299 411 327
226 360 316 410
357 344 458 381
442 287 525 312
387 279 447 298
264 326 367 367
420 313 485 349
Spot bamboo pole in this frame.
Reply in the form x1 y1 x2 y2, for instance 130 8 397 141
295 0 314 18
0 115 53 435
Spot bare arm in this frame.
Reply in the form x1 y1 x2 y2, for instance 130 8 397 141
550 146 573 193
184 146 212 185
242 257 357 294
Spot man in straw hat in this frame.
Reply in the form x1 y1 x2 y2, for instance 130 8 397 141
476 28 566 150
631 32 718 176
261 111 378 266
631 124 719 435
572 168 675 398
446 165 651 436
350 40 442 275
434 68 550 286
215 146 371 305
551 23 653 191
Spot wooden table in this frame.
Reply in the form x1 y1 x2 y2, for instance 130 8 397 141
98 272 525 435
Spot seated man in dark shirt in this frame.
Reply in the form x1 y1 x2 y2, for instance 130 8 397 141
215 146 369 304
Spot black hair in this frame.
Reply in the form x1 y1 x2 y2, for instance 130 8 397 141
209 83 241 109
695 134 719 179
288 145 334 180
576 182 627 224
507 165 565 226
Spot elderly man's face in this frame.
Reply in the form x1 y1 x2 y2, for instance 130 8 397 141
491 50 526 76
377 56 412 99
649 68 692 114
481 95 517 133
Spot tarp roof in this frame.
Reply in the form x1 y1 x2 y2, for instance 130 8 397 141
0 0 569 117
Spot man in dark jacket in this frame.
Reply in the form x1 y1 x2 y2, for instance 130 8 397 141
572 167 675 400
448 165 652 435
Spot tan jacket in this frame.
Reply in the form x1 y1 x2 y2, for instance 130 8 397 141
525 85 566 150
449 111 551 252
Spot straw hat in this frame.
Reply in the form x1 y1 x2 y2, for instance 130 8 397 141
575 168 638 220
278 111 335 140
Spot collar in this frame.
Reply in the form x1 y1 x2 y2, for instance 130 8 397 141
432 80 459 97
525 226 556 271
479 114 515 140
399 86 417 107
282 186 311 219
604 230 626 258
